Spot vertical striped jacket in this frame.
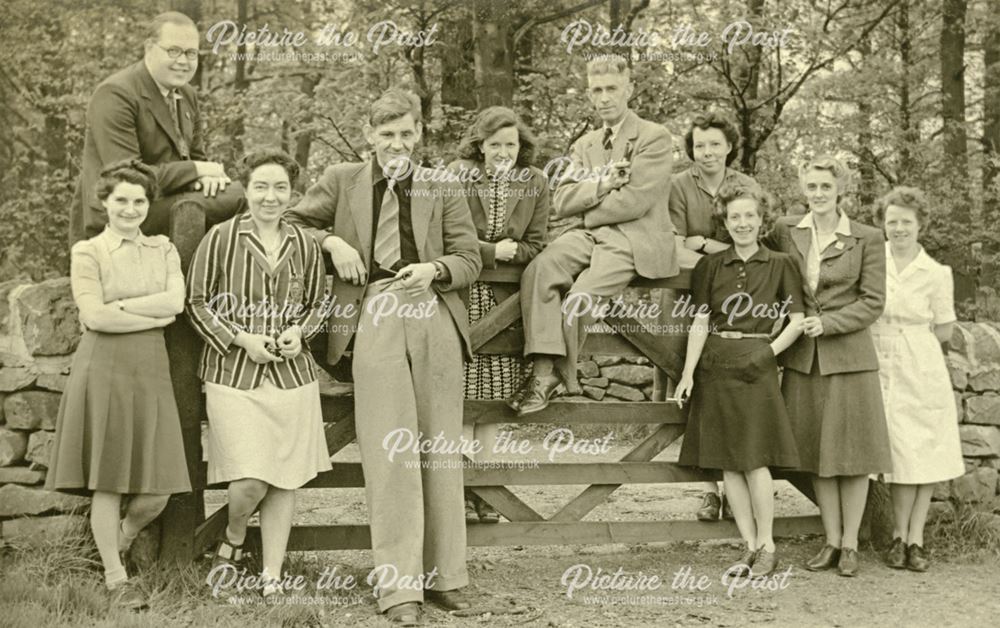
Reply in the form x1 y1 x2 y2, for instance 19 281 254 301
186 213 329 389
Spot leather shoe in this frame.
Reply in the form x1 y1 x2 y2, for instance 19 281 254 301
885 537 906 569
729 546 757 577
751 548 778 577
805 544 840 571
505 384 527 412
696 492 722 521
464 499 478 524
108 579 148 611
907 544 929 572
837 547 859 577
425 588 471 611
517 376 560 416
385 601 421 625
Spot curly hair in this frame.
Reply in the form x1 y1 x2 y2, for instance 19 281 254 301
236 148 300 189
455 106 537 167
798 154 852 202
95 159 159 203
684 111 741 166
872 185 929 223
710 180 773 243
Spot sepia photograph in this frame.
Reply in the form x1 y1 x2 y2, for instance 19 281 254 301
1 0 998 626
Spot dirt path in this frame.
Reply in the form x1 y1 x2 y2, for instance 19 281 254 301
201 435 999 626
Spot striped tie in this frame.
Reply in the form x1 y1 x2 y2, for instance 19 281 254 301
373 178 401 270
167 90 189 158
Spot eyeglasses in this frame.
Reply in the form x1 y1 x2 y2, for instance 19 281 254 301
154 43 199 61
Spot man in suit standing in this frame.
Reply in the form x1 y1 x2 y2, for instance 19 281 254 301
509 55 679 415
70 11 243 243
285 89 481 624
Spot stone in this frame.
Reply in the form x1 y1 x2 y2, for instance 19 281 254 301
36 373 68 392
593 356 622 367
950 467 999 503
600 364 654 386
931 481 951 502
0 427 28 466
3 391 61 430
955 392 965 423
926 501 955 525
1 514 89 548
642 385 654 399
968 369 1000 393
963 323 1000 364
0 465 45 484
25 430 55 468
964 457 982 473
0 367 36 392
582 386 606 401
946 354 969 390
0 484 90 517
623 357 651 365
12 278 81 356
965 394 1000 426
580 377 608 387
605 383 645 402
577 361 600 378
960 425 1000 457
0 391 4 422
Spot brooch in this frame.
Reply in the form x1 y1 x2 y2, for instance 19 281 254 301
834 241 845 250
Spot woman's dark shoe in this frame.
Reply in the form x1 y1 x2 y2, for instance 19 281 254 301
751 548 778 577
210 538 245 571
464 499 478 524
505 385 526 412
696 492 722 521
476 498 501 524
425 588 471 611
885 537 907 569
517 376 561 416
906 544 929 572
721 495 734 520
837 547 859 577
385 601 422 625
729 546 757 577
108 579 149 611
805 544 841 571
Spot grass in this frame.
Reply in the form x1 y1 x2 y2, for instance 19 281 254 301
926 500 1000 560
0 518 377 627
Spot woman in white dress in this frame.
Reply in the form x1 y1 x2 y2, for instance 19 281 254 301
871 186 964 572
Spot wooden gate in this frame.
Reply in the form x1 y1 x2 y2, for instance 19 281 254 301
159 210 822 562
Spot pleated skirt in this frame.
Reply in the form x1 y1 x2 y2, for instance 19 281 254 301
45 329 192 496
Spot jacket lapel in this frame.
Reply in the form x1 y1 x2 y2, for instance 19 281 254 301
411 168 432 257
790 224 812 262
348 162 374 268
820 233 857 261
503 175 526 230
136 63 185 154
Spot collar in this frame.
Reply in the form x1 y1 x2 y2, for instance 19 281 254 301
690 165 741 194
143 62 178 100
885 242 935 273
602 113 628 141
796 210 852 236
236 211 294 237
372 157 413 188
721 243 772 265
100 226 156 251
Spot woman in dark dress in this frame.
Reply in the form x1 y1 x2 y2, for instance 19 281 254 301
676 181 804 577
764 155 890 577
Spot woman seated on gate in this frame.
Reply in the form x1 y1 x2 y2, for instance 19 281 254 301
45 160 191 611
675 180 804 578
448 106 550 524
187 148 332 598
763 155 890 577
871 186 963 572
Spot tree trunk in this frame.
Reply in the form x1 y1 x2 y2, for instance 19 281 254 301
441 17 476 110
473 0 514 108
983 2 1000 226
735 0 764 174
940 0 969 224
897 0 916 181
857 34 876 209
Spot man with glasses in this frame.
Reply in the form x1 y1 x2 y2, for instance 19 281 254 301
70 11 243 243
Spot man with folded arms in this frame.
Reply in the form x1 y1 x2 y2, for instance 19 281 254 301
509 55 679 415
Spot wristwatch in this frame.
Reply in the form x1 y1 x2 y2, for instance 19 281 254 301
432 261 445 280
696 240 708 254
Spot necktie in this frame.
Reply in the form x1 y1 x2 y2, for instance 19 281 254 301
166 90 189 158
373 179 401 270
602 127 613 152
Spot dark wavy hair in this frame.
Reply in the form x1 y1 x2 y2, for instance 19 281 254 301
872 185 929 224
236 148 300 189
711 179 773 243
684 111 741 166
369 88 422 127
456 106 537 168
95 159 159 203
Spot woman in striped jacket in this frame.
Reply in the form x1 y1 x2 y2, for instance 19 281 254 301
187 148 332 598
